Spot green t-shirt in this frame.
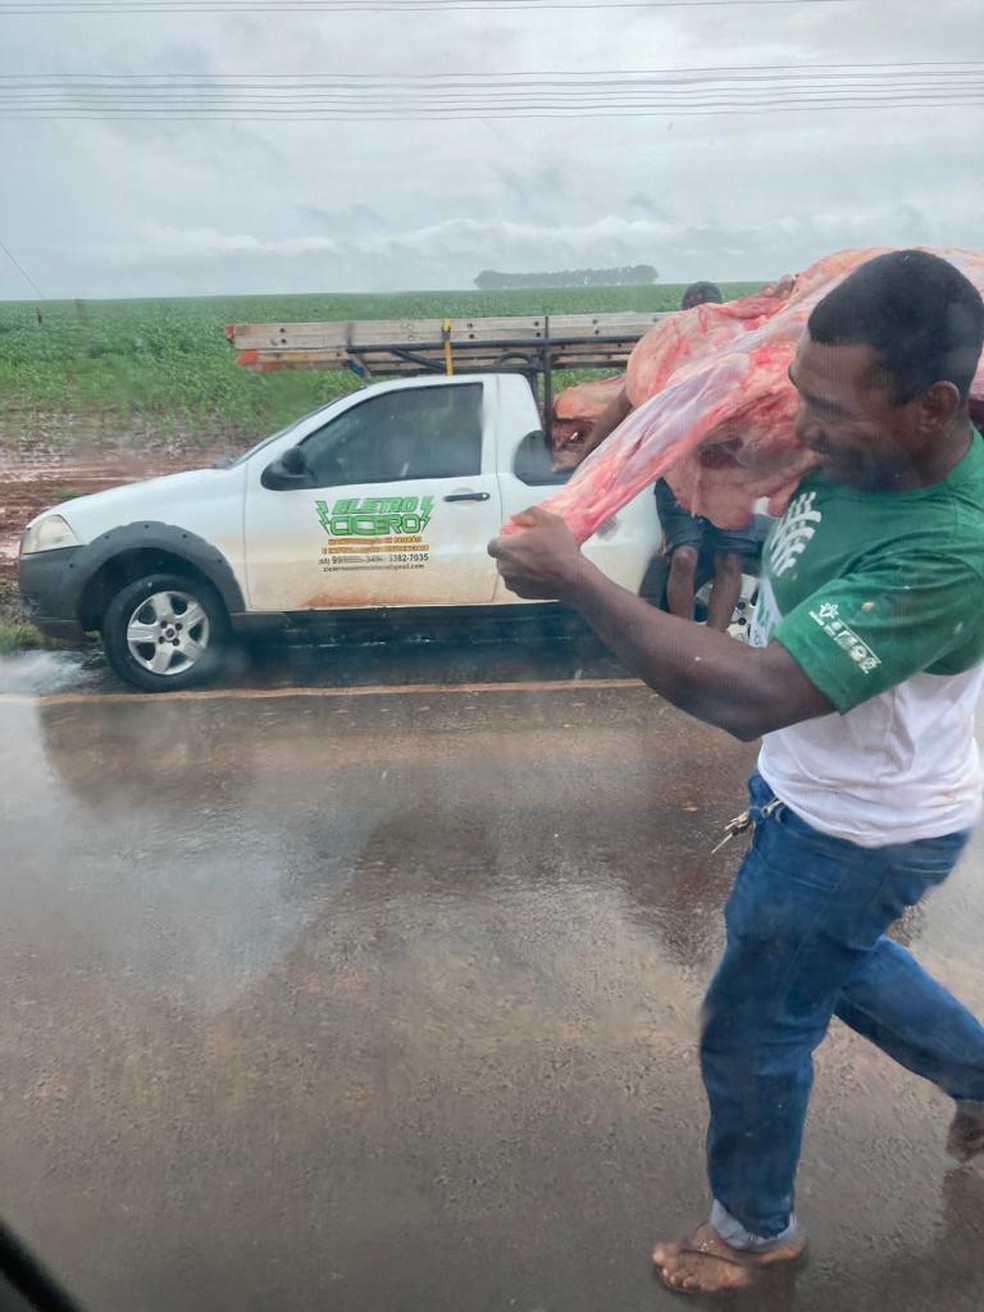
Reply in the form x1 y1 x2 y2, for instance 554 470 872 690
753 432 984 710
750 431 984 845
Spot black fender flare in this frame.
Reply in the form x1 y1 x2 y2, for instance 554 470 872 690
75 521 246 618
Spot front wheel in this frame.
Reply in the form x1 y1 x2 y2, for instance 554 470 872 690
101 572 230 692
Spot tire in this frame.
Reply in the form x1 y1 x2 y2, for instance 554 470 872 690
101 572 231 692
726 586 759 643
642 549 757 635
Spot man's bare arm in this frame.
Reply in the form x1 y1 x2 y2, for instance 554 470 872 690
489 508 833 741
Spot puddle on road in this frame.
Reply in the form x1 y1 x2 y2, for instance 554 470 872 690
0 634 626 699
3 669 984 1312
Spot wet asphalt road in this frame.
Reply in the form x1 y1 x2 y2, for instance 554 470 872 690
1 640 983 1312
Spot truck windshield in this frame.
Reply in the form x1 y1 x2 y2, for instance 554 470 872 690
230 404 335 467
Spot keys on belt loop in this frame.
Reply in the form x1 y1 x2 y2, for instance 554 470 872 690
710 797 783 854
711 811 752 854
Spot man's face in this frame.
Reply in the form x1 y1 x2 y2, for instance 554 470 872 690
789 334 926 489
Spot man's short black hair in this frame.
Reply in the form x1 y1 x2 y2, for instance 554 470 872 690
681 281 724 310
808 250 984 404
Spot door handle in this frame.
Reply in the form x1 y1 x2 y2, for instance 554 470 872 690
443 491 491 503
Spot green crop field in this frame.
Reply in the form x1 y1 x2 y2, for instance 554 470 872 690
0 283 763 455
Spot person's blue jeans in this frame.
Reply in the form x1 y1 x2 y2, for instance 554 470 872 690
701 771 984 1243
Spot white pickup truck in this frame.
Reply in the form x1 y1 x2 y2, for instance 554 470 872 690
18 372 759 691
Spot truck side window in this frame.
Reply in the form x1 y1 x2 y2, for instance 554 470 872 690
300 383 483 487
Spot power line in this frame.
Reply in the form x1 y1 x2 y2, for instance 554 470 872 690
5 75 979 88
0 66 978 105
5 108 978 122
3 83 980 101
2 98 979 116
3 75 980 89
3 61 980 78
0 0 849 12
1 63 978 118
6 91 979 104
2 97 979 118
0 235 45 298
4 92 979 102
3 106 976 117
4 65 980 84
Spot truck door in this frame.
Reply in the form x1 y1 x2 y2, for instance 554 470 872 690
243 377 502 611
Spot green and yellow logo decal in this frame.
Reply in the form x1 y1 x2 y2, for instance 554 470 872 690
316 495 434 537
315 495 433 574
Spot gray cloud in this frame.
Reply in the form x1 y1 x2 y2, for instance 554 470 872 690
294 203 390 235
626 193 676 223
494 161 571 208
0 0 980 298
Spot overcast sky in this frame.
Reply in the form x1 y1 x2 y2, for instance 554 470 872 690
0 0 981 299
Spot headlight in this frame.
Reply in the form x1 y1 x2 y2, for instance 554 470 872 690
20 514 82 555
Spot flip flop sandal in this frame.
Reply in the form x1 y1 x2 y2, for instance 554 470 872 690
656 1230 808 1297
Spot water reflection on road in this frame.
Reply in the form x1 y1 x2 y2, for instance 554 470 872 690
1 640 982 1312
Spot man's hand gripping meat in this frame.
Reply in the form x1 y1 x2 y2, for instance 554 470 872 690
488 504 831 742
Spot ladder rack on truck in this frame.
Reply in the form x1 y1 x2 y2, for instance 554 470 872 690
225 311 670 436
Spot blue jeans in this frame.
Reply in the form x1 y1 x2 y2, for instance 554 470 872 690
701 772 984 1242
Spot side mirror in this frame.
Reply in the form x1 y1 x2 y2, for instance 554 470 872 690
261 445 314 491
513 430 575 487
281 446 308 475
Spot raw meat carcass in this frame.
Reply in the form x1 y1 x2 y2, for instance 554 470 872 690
541 247 984 543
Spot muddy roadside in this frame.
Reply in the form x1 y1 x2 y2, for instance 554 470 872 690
1 414 235 645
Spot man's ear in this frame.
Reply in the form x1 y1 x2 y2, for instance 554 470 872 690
914 380 962 434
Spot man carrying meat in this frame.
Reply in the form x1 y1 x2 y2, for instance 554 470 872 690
574 280 767 630
489 250 984 1295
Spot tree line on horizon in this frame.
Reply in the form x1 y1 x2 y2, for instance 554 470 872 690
474 265 658 290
